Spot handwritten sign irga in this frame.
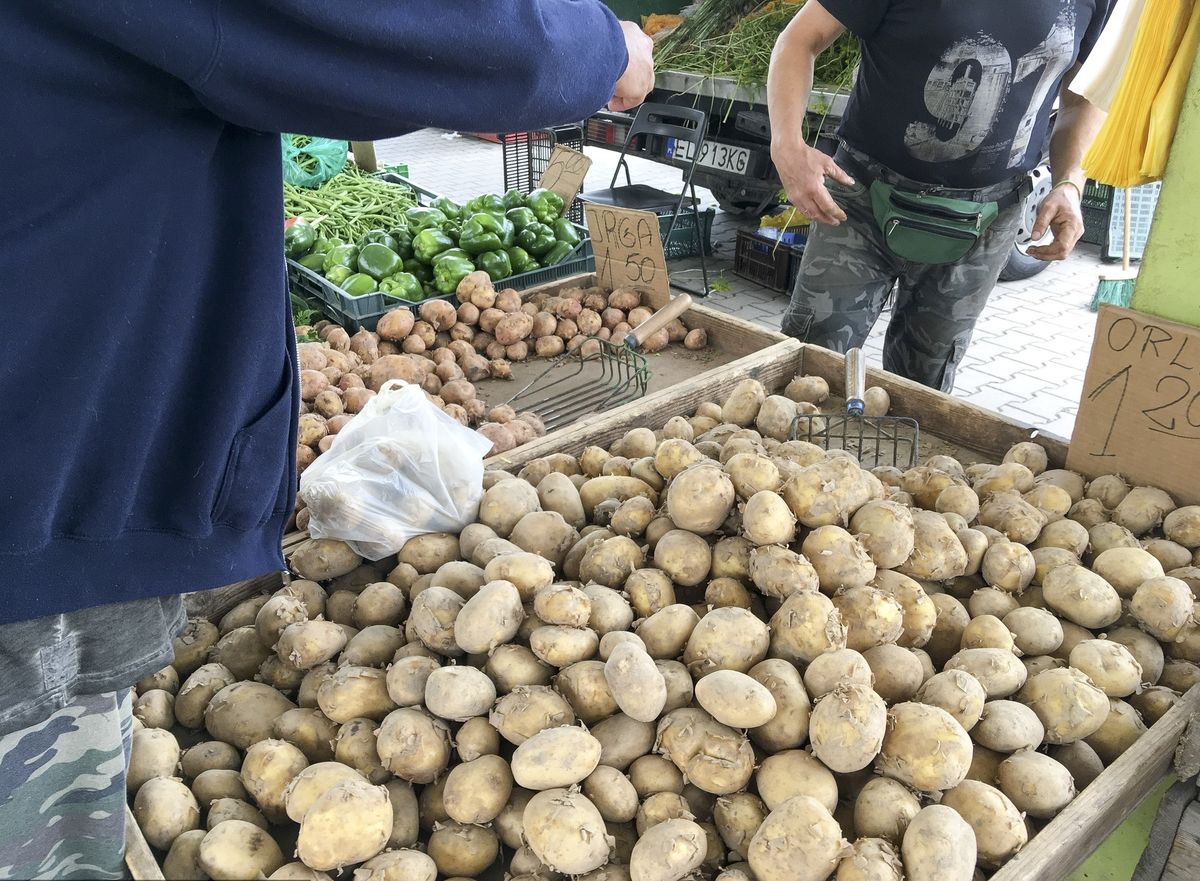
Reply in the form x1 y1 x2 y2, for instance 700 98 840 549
538 144 592 213
584 204 670 309
1068 305 1200 504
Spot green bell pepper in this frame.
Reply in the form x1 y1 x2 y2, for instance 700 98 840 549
465 193 506 215
412 228 455 263
439 220 461 245
433 255 474 294
436 248 472 264
506 206 538 231
298 252 327 272
358 229 399 252
506 246 538 274
284 218 316 257
422 282 437 295
324 265 354 286
477 250 513 282
357 243 404 280
551 218 581 247
527 188 565 224
542 240 575 265
341 272 378 296
310 236 336 256
502 188 527 210
404 206 448 232
459 219 504 256
468 212 515 248
379 272 424 301
389 227 414 261
407 262 433 284
431 197 462 220
516 221 556 257
322 244 359 273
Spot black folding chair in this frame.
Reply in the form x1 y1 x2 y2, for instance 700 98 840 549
578 103 711 297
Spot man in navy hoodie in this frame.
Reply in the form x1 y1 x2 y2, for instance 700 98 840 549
0 2 652 875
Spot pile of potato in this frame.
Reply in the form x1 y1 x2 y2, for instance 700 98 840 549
294 273 710 475
128 376 1200 881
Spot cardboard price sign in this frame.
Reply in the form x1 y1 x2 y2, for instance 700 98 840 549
538 144 592 210
1067 305 1200 505
584 204 670 308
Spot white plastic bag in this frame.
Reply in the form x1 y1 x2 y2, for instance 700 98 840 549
299 381 493 559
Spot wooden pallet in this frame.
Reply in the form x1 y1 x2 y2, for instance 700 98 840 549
148 336 1199 881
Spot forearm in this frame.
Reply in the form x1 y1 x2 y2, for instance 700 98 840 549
1049 86 1106 191
768 31 818 152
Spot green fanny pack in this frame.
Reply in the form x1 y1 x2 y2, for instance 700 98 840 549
869 181 999 265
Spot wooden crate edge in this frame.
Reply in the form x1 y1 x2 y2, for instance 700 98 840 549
125 804 165 881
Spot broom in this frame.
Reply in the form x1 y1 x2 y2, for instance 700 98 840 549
1091 187 1136 310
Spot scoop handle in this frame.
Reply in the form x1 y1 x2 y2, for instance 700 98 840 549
626 293 693 349
846 347 866 416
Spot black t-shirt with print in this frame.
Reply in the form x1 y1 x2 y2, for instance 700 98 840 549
821 0 1112 187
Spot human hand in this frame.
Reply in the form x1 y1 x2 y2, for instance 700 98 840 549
1025 183 1084 261
610 21 654 112
772 140 854 225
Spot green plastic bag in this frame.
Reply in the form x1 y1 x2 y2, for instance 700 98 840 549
282 134 349 188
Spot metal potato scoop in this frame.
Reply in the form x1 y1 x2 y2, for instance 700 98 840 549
504 293 694 431
790 347 920 469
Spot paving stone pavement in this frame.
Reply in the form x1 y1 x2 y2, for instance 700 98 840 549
377 128 1103 441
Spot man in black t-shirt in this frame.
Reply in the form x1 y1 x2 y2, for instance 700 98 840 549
768 0 1110 391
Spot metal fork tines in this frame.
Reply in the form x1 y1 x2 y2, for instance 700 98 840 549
791 413 921 470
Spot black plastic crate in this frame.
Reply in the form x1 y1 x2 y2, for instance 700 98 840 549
501 126 586 224
286 173 594 331
657 206 716 260
733 229 804 293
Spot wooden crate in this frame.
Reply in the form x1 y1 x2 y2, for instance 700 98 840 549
150 342 1196 881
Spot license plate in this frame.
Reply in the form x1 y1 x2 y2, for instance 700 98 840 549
668 138 754 174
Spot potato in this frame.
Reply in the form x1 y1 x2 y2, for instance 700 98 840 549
1069 639 1143 697
1092 546 1164 599
204 682 296 750
897 511 969 581
803 526 877 591
637 605 701 660
712 792 767 857
722 379 767 427
1048 740 1106 790
578 765 638 825
755 395 799 442
656 708 755 795
1084 697 1147 764
629 818 708 881
1112 486 1176 536
1089 521 1140 556
1019 667 1111 743
420 665 495 722
694 669 777 728
996 750 1075 819
1001 607 1062 657
809 683 888 773
1033 519 1090 556
877 702 972 793
601 641 667 723
750 545 821 599
854 778 920 843
441 754 512 825
333 718 389 785
477 479 541 538
836 838 903 881
935 485 981 522
834 587 904 652
1144 539 1194 571
181 740 240 780
630 755 686 799
943 647 1026 699
580 536 645 589
912 669 986 731
490 685 575 745
900 804 976 881
174 663 237 730
739 490 796 546
283 762 366 823
657 660 695 714
1131 576 1196 642
980 541 1035 594
1160 660 1200 692
804 649 872 699
409 586 465 656
592 712 656 771
747 795 846 881
1164 505 1200 547
128 728 182 795
272 708 337 763
783 458 873 528
653 530 713 587
376 708 451 783
971 700 1044 753
940 780 1026 869
357 851 435 881
666 464 736 535
784 375 829 404
1042 564 1122 628
925 594 971 668
163 829 208 881
198 819 285 880
579 476 659 519
133 776 200 850
522 788 611 875
1130 686 1181 725
290 538 364 582
427 822 500 877
340 625 405 669
511 725 603 790
205 797 267 830
684 607 769 677
967 587 1019 620
959 614 1016 654
863 645 925 704
297 778 393 871
850 501 916 569
316 664 394 723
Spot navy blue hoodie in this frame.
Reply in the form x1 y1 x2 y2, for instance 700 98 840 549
0 1 626 625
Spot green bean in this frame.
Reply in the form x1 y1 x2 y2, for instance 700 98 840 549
283 165 419 242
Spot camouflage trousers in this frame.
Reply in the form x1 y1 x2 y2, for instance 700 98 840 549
0 690 131 880
782 147 1024 393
